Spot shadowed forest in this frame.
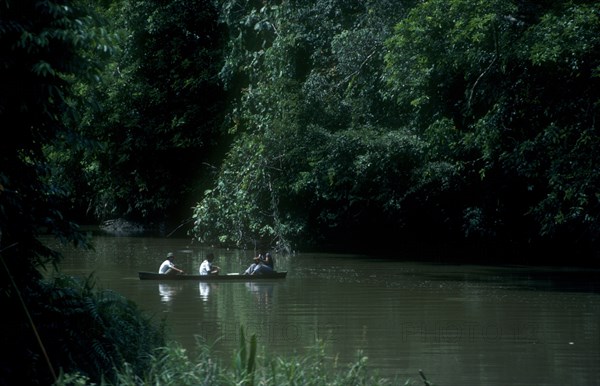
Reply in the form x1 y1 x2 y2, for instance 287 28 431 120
3 0 600 259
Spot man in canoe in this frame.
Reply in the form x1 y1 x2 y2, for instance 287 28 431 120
158 252 184 275
243 252 275 275
199 253 220 275
254 252 275 274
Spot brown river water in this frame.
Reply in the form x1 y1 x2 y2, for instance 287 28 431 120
44 234 600 385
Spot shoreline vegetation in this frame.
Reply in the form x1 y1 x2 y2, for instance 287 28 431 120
12 273 432 386
55 326 434 386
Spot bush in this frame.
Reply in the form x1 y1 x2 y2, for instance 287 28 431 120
55 327 433 386
1 274 165 386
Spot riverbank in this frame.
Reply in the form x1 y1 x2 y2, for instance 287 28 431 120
54 333 429 386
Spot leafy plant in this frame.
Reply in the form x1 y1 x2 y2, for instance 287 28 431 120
232 327 257 386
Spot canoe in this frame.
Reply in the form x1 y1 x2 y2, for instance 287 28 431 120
138 271 287 281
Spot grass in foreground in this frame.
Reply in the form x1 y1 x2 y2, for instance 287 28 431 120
55 328 435 386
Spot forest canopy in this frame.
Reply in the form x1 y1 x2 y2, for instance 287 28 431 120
191 0 600 260
2 0 599 265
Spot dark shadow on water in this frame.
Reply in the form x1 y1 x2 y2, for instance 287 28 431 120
409 263 600 294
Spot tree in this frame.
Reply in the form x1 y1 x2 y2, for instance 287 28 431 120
76 0 226 226
0 0 105 277
192 1 416 251
0 0 113 383
384 0 600 258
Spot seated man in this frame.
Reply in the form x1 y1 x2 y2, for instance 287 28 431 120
199 253 220 275
159 252 184 275
243 254 262 275
244 252 275 275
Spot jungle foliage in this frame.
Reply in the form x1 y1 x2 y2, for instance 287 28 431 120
190 0 600 260
68 0 227 225
2 275 164 385
3 0 600 249
55 331 428 386
384 0 600 259
192 0 419 253
5 0 598 258
0 1 163 385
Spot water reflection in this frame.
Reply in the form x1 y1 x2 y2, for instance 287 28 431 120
158 283 181 303
245 282 274 307
199 282 210 301
199 282 219 302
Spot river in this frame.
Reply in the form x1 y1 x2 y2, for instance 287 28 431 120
45 234 600 385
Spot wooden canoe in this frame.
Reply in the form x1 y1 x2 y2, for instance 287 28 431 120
138 271 287 281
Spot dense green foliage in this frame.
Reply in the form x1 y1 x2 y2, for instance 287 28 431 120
0 1 162 385
1 9 102 382
190 0 600 260
0 0 100 271
10 275 164 385
9 0 596 259
71 0 226 225
56 332 425 386
384 0 600 258
192 0 417 252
